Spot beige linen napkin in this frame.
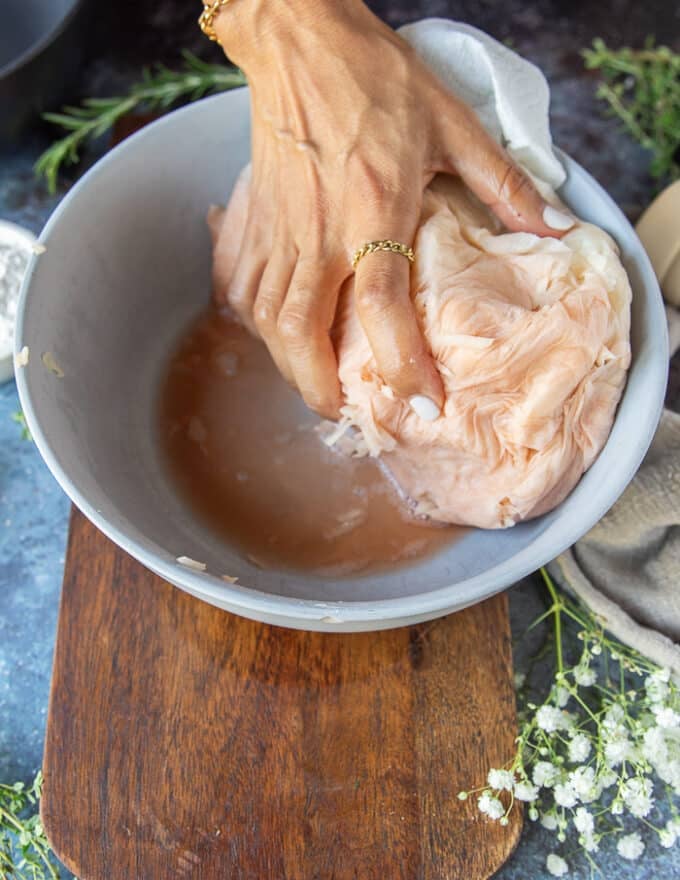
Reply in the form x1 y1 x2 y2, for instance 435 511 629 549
549 181 680 672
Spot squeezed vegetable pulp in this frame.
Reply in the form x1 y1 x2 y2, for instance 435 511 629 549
159 307 461 576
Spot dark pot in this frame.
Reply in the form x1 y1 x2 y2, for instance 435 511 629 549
0 0 91 144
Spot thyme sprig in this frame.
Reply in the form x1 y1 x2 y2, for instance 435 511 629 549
0 772 59 879
583 38 680 183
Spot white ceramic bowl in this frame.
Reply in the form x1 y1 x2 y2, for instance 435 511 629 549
15 89 668 631
0 220 36 384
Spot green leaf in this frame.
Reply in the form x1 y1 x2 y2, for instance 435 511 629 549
11 410 32 442
0 770 59 878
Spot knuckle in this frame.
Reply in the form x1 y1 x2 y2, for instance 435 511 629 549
356 273 397 315
498 163 531 202
228 299 253 329
277 303 314 344
227 286 249 316
253 299 279 336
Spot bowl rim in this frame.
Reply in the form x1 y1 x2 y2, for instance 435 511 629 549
0 220 36 382
0 0 84 80
14 92 669 628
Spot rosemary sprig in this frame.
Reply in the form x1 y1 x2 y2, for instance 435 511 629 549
35 51 246 193
584 38 680 183
0 772 59 879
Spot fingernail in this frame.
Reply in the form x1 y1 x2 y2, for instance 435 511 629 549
409 395 441 422
543 205 575 231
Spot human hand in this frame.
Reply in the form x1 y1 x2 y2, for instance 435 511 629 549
211 0 574 420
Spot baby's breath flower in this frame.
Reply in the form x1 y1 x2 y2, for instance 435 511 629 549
617 832 645 860
536 705 568 733
464 572 680 876
621 777 654 818
642 726 668 766
660 828 676 848
554 781 578 808
603 704 625 729
661 818 680 848
646 669 671 705
478 792 505 820
572 807 594 836
599 768 618 789
546 853 569 877
669 762 680 795
554 685 570 708
568 766 601 804
581 832 599 853
667 817 680 837
487 769 515 791
568 733 592 763
514 781 539 802
533 761 559 789
604 734 634 768
654 707 680 729
574 665 597 687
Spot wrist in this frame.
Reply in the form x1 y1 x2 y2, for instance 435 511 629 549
214 0 369 76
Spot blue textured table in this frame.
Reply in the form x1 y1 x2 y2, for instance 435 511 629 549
1 1 678 877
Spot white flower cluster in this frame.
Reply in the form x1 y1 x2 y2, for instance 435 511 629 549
460 574 680 877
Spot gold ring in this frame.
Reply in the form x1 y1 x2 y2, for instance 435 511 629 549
351 240 415 271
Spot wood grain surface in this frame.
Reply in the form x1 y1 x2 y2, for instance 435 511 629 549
41 508 521 880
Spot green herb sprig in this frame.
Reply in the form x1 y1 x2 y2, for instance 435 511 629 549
583 38 680 183
12 410 32 442
35 51 246 193
0 772 59 879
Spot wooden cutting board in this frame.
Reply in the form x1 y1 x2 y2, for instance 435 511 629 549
41 508 521 880
40 116 521 879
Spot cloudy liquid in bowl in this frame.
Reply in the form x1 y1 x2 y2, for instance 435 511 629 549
159 307 462 576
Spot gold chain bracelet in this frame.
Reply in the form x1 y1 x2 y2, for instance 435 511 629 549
198 0 232 43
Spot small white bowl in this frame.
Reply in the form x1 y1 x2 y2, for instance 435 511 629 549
0 220 36 384
14 90 669 631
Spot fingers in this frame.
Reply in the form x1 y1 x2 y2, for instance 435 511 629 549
354 247 444 419
435 95 574 237
211 164 251 307
350 189 444 418
252 241 297 386
276 256 346 420
223 217 269 334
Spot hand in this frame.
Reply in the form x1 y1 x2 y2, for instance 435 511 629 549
211 0 574 420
